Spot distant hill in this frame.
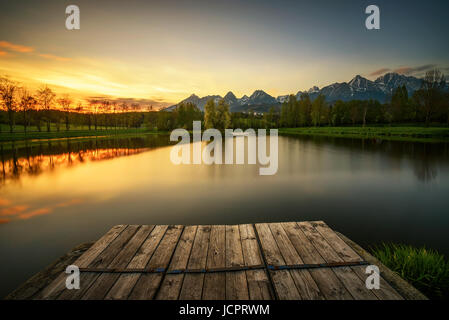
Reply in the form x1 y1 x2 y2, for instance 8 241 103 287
163 72 425 113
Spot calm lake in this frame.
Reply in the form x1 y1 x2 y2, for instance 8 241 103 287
1 134 449 297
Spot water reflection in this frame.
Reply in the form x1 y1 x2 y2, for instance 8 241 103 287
284 135 449 183
0 134 449 298
0 135 172 185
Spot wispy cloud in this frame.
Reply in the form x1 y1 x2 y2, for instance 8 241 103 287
38 53 72 62
393 64 437 75
369 68 391 77
0 198 11 206
0 205 29 216
18 208 52 220
0 40 70 63
370 64 440 78
0 41 34 53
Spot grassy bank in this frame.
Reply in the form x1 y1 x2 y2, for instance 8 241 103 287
372 243 449 299
279 126 449 143
0 127 167 142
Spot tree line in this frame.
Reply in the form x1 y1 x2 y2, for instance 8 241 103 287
2 69 448 134
0 76 146 133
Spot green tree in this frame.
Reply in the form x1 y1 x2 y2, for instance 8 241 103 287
204 99 216 129
215 99 231 130
311 94 326 126
298 93 312 126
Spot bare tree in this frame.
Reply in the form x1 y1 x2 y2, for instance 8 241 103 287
0 76 19 133
58 94 73 130
415 69 446 126
36 85 56 132
19 87 37 134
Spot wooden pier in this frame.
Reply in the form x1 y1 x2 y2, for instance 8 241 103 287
25 221 413 300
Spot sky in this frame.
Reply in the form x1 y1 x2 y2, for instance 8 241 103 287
1 0 448 108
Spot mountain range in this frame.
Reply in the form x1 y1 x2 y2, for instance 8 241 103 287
164 73 424 113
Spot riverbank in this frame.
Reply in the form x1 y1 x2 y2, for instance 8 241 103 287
0 129 169 151
279 126 449 143
0 128 167 142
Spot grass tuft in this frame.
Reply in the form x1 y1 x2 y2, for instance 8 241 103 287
371 243 449 299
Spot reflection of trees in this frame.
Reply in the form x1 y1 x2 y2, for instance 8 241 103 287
0 135 171 185
287 135 448 183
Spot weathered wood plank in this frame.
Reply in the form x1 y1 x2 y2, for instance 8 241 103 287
240 224 272 300
203 225 226 300
128 225 184 300
269 223 323 300
351 265 404 300
298 222 376 300
58 225 140 300
36 225 126 299
255 223 300 300
156 226 198 300
225 225 249 300
81 225 155 300
285 222 353 300
312 221 362 262
179 225 211 300
105 225 168 300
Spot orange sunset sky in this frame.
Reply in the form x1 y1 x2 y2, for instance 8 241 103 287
1 0 448 109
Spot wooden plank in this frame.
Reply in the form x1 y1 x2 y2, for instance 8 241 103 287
312 221 362 262
105 225 168 300
203 225 226 300
225 225 249 300
297 222 342 263
156 226 198 300
58 225 140 300
179 225 211 300
298 222 375 300
128 225 184 300
283 222 353 300
312 222 400 300
255 223 300 300
240 224 272 300
351 266 404 300
80 225 155 299
36 225 126 299
269 223 323 300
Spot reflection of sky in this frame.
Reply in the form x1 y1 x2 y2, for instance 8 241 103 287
0 0 448 103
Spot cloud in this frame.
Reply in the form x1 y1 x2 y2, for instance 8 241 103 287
0 205 29 216
0 218 10 225
0 40 71 63
86 96 171 110
0 41 34 53
0 198 11 206
393 67 414 75
18 208 52 220
54 199 83 208
393 64 437 75
38 53 72 62
369 68 391 77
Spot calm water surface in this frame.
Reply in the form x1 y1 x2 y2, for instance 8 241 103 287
1 134 449 297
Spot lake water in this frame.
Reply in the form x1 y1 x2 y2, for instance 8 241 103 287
1 134 449 297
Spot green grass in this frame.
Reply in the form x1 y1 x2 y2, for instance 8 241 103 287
371 243 449 299
279 126 449 143
0 127 164 142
